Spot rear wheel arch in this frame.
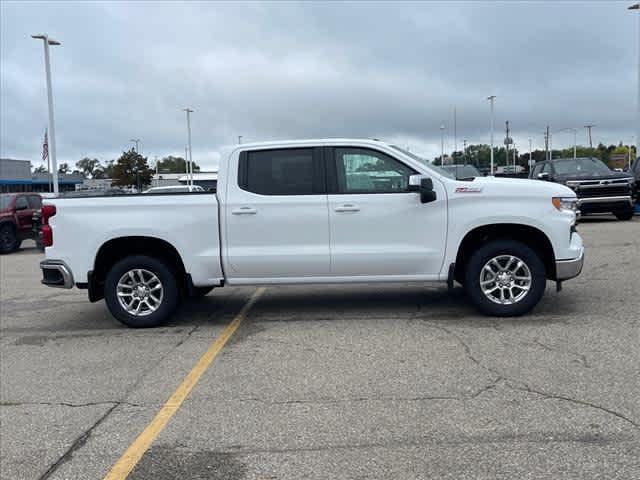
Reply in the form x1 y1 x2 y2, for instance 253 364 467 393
454 223 556 284
91 236 188 301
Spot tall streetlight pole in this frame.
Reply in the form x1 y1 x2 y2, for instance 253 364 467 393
32 34 61 195
129 139 141 192
528 138 533 170
487 96 496 175
130 138 140 152
184 108 194 187
630 3 639 161
584 124 596 150
238 135 243 145
440 124 445 165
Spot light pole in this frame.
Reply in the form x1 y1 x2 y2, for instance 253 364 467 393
32 34 61 194
630 3 639 161
184 108 194 187
440 124 445 165
487 96 496 175
130 138 140 152
238 135 243 145
129 139 141 192
528 138 533 170
584 124 596 150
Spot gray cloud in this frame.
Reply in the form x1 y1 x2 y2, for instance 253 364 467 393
1 1 637 169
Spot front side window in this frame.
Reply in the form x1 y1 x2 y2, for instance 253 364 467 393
15 196 28 210
334 148 416 193
239 148 317 195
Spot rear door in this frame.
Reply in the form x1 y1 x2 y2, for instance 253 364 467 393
223 147 330 279
326 146 447 277
14 196 34 235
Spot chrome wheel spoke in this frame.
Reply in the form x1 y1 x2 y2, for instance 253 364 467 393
480 254 532 305
116 268 163 317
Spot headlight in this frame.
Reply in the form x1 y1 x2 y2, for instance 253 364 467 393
552 197 578 212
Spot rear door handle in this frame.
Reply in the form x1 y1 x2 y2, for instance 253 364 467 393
231 206 257 215
334 204 360 212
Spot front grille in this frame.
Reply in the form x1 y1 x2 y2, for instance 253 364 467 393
576 185 631 198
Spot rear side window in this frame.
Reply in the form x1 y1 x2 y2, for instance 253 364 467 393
238 148 321 195
28 195 42 209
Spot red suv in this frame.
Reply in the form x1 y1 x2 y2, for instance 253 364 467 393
0 193 43 253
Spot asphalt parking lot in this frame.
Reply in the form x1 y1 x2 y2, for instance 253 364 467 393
1 216 639 480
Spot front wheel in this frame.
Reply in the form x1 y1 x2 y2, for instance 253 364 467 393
464 240 546 317
614 210 634 221
0 224 17 254
104 255 179 328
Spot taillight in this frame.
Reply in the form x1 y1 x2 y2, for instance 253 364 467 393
41 204 56 247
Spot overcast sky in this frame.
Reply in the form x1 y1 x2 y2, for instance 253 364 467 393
1 1 638 170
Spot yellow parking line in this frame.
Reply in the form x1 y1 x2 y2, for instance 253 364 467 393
103 287 265 480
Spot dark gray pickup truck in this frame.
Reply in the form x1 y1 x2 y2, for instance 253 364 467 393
530 157 636 220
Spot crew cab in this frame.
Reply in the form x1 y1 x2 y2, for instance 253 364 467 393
0 193 42 253
40 139 584 327
530 157 636 220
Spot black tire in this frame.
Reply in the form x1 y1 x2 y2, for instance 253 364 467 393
0 224 18 254
614 210 634 221
191 286 214 298
104 255 179 328
464 240 546 317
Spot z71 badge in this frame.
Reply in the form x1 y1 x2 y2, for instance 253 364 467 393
454 186 483 193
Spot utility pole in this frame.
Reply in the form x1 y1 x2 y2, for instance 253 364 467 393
32 34 61 195
130 139 141 192
453 107 457 156
584 124 595 150
545 126 551 161
440 124 445 165
463 139 467 164
528 138 533 170
130 138 140 152
629 3 640 161
504 120 511 170
184 108 194 187
155 156 159 187
487 96 496 175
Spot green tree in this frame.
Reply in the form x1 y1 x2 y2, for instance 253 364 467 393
156 155 200 173
76 158 102 178
57 163 70 174
112 150 154 190
33 165 47 173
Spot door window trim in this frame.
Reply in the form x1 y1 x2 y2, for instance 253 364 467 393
325 146 418 195
237 147 326 195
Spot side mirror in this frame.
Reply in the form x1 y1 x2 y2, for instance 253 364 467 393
537 172 550 180
409 175 437 203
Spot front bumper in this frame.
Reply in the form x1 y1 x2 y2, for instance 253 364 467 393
577 196 633 213
40 260 74 289
556 249 584 281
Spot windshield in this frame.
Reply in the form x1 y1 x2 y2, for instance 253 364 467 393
0 195 14 210
553 158 611 175
389 146 455 178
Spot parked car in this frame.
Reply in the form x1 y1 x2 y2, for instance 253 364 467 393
441 164 482 180
40 138 584 327
143 185 205 194
630 158 640 200
530 157 635 220
0 193 42 253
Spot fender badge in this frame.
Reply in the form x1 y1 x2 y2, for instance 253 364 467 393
455 187 483 193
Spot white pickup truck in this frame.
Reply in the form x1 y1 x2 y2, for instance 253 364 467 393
40 139 584 327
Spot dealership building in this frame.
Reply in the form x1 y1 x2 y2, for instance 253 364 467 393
0 158 83 193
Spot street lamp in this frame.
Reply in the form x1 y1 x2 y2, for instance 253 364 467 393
487 95 496 175
238 135 243 145
630 3 639 161
32 34 61 194
184 108 194 187
440 124 445 165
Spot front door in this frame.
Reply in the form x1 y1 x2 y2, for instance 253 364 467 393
327 147 447 277
224 147 330 279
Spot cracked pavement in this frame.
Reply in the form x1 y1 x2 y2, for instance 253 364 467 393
1 216 639 479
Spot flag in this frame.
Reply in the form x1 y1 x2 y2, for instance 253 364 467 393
42 129 49 162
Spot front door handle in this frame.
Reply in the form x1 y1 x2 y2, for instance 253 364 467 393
231 206 257 215
334 204 360 212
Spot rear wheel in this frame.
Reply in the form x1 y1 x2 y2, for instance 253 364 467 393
614 209 634 221
0 224 17 254
464 240 546 317
104 255 179 328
